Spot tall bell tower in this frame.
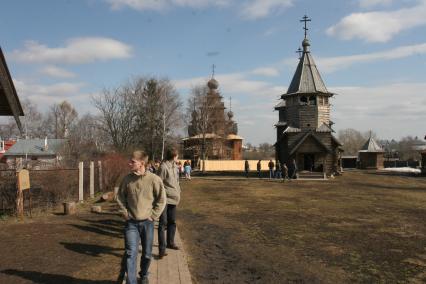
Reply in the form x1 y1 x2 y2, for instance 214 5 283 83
275 16 343 176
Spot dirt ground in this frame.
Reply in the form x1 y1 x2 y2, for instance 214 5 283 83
0 202 125 283
1 171 425 284
177 171 426 283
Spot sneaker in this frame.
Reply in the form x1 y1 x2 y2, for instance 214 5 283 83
140 276 149 284
159 251 168 259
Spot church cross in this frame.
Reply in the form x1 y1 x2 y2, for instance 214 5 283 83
212 64 216 78
300 15 311 39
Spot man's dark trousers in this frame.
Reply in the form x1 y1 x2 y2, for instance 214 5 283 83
158 204 177 252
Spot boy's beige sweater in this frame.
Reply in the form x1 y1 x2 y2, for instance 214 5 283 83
116 171 166 221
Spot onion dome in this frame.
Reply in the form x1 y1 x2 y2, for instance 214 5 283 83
227 111 234 119
207 78 219 90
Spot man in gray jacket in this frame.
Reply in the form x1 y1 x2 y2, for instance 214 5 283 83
158 147 181 258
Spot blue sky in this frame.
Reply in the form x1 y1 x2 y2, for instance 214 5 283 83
1 0 425 144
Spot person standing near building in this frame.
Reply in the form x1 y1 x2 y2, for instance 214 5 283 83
244 159 250 178
268 159 275 179
184 160 192 180
116 150 166 284
275 160 282 179
291 159 298 179
257 160 262 178
282 162 289 181
158 148 181 259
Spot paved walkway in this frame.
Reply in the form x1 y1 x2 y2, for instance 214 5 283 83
119 225 192 284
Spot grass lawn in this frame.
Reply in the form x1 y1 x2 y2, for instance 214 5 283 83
178 171 426 283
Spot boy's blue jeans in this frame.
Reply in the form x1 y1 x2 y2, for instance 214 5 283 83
125 219 154 284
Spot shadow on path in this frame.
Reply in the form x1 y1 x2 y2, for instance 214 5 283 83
1 269 115 284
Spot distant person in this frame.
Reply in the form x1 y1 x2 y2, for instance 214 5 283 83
282 162 289 181
116 150 166 284
291 159 298 179
268 160 275 179
184 160 192 180
244 160 250 178
275 160 282 179
177 161 183 178
257 160 262 178
158 148 181 260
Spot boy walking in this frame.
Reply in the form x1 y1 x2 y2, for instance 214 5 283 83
116 150 166 284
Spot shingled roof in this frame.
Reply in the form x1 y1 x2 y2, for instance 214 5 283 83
359 136 384 153
4 139 67 157
283 38 333 97
0 47 24 131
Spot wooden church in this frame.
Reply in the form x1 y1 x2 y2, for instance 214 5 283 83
275 16 343 176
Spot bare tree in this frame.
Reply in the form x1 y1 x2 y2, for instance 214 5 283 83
92 77 182 156
45 101 78 139
187 84 220 171
1 99 45 138
92 85 137 152
337 128 377 155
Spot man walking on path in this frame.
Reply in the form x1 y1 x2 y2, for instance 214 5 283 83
158 148 181 259
268 160 275 179
116 150 166 284
257 160 262 178
244 160 250 178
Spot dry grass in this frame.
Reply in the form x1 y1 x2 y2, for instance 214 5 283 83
178 171 426 283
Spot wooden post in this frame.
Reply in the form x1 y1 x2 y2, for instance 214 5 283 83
16 186 24 218
63 202 76 215
90 161 95 198
79 162 84 202
98 161 103 192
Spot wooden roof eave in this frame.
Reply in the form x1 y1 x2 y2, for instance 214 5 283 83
0 47 24 132
289 131 332 156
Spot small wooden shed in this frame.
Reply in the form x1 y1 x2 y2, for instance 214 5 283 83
358 136 385 169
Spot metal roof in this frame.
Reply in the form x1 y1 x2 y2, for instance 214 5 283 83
4 139 67 156
359 137 384 153
283 39 332 97
0 47 24 131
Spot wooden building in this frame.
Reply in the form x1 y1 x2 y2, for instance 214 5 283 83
183 76 243 163
358 136 385 169
0 47 24 132
275 17 343 175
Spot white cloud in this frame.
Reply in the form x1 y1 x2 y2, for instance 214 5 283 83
251 67 280 77
40 65 76 78
330 83 426 139
358 0 393 9
10 37 132 64
13 79 85 98
106 0 230 11
316 42 426 72
327 1 426 42
241 0 294 19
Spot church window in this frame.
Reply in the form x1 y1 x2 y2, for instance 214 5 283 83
319 97 324 105
324 97 329 105
309 96 316 105
300 96 308 105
